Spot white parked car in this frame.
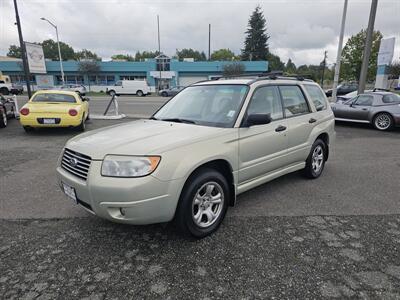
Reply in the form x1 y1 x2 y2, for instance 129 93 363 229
60 84 87 95
57 76 335 238
106 80 151 97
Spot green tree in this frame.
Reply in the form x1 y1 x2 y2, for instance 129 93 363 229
7 45 22 58
285 58 296 74
176 48 206 61
340 29 382 82
266 52 284 71
75 49 100 61
78 61 101 91
135 51 160 61
211 49 235 61
41 39 75 61
222 62 246 77
111 54 134 61
241 5 269 61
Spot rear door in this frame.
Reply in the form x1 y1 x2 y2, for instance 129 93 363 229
279 85 315 165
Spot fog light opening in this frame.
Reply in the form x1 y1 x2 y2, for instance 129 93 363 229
120 207 126 216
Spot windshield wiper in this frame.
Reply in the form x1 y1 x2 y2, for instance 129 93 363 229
161 118 196 124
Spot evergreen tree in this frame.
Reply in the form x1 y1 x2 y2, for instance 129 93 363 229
241 5 269 61
285 58 297 74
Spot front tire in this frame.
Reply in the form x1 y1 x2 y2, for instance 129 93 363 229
304 139 326 179
373 113 393 131
0 87 9 95
175 168 229 238
161 91 168 97
0 109 7 128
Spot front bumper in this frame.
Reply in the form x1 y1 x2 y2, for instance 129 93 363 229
56 160 184 225
393 113 400 127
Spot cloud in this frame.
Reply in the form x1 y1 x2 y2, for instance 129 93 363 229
0 0 399 66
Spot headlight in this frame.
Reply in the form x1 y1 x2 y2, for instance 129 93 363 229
101 155 161 177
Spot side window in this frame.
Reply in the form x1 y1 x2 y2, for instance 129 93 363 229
355 95 373 106
247 86 283 121
303 84 327 111
115 81 122 86
279 85 310 117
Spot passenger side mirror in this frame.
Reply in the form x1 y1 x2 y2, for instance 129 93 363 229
83 97 90 102
244 114 272 127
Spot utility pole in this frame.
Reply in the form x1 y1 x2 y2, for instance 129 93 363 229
321 50 328 86
41 17 64 85
208 24 211 61
13 0 32 98
332 0 348 102
157 15 161 91
358 0 378 94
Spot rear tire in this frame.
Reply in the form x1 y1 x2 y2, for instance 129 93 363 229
161 91 168 97
174 168 229 238
0 109 7 128
76 117 86 132
136 90 144 97
23 126 34 132
373 113 393 131
108 90 116 97
304 139 326 179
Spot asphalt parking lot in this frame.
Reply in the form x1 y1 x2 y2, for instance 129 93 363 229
1 97 400 299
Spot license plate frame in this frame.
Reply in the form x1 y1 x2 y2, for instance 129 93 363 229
43 118 56 124
62 182 77 203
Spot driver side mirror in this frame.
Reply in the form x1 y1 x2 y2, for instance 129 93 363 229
244 113 272 127
83 97 90 102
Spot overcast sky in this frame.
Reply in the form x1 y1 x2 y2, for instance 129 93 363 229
1 0 399 66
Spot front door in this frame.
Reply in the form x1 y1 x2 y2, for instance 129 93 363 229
349 94 373 120
238 85 288 184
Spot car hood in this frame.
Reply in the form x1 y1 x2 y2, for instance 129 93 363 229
66 120 229 160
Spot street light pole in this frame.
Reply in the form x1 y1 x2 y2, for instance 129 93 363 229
41 17 65 85
13 0 32 98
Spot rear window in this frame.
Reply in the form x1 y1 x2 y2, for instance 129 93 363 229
32 93 76 103
303 84 327 111
382 94 400 104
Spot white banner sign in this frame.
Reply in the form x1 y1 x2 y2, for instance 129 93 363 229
377 37 395 66
36 75 54 88
25 42 47 74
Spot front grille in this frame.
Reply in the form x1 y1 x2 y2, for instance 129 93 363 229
61 148 91 181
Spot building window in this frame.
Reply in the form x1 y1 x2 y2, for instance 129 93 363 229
119 75 146 80
107 76 115 84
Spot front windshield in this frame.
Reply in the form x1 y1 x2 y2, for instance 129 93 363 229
32 93 76 103
153 84 249 128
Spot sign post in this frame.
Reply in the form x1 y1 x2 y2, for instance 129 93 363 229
375 37 396 90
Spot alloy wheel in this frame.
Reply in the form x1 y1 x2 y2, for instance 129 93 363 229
192 181 224 228
374 114 391 130
312 145 324 174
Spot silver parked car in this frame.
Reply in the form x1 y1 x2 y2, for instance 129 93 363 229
57 76 335 238
60 84 87 95
331 91 400 131
158 86 185 97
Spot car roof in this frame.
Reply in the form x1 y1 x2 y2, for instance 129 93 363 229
34 90 79 96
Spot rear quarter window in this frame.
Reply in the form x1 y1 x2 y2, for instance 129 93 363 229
303 84 328 111
382 94 400 104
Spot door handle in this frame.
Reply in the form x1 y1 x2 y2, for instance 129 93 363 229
275 125 287 132
362 108 368 111
309 118 317 123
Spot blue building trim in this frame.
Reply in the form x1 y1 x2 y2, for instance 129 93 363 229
0 59 268 88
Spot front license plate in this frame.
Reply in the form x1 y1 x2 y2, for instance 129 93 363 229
43 118 56 124
62 182 77 203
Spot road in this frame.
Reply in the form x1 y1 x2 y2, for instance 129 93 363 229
1 98 400 299
14 95 168 119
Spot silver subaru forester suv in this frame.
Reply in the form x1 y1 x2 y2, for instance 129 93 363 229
57 75 335 238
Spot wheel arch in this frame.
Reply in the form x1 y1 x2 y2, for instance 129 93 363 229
182 159 236 207
315 132 330 161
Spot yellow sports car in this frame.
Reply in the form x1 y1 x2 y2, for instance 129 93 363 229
19 90 89 132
